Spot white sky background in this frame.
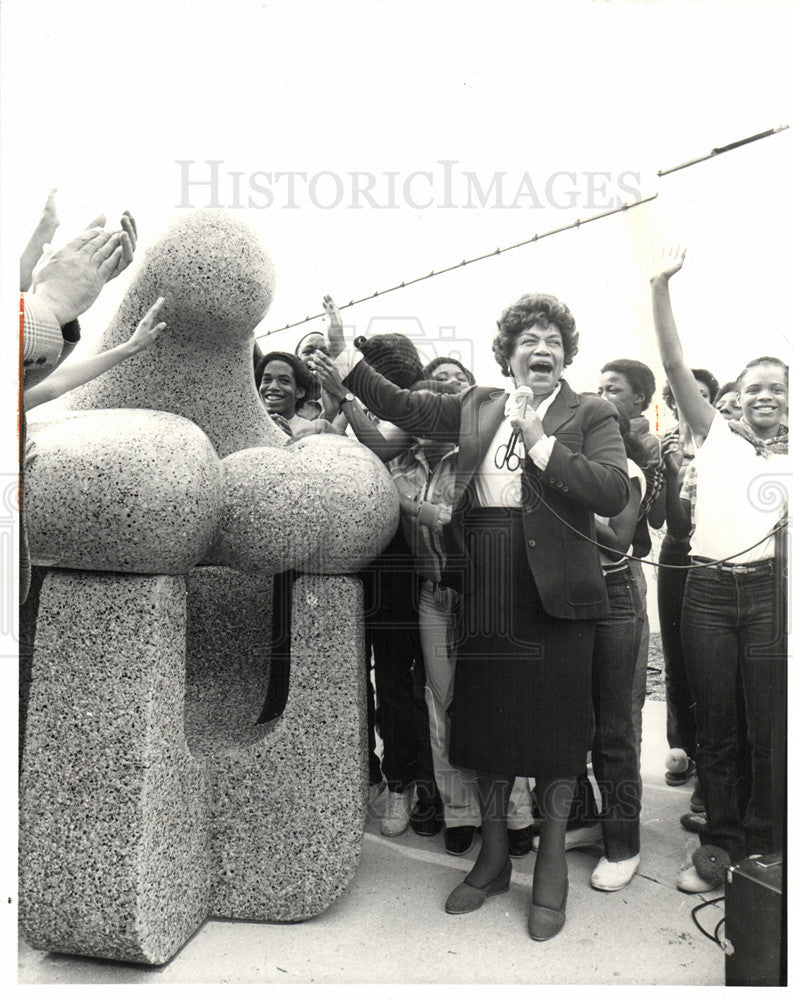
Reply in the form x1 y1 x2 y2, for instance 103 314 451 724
3 0 791 407
1 0 792 993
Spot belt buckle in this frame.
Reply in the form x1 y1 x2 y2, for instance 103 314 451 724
731 565 750 575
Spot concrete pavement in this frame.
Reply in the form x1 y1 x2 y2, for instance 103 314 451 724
17 700 725 986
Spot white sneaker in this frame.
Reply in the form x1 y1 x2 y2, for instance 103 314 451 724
564 824 603 851
590 854 640 891
380 790 411 837
531 823 603 853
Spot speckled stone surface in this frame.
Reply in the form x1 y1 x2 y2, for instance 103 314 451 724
208 438 399 575
206 573 368 921
20 209 396 965
19 572 210 965
207 448 326 575
24 409 223 574
20 569 368 962
65 209 285 458
288 435 400 573
184 566 273 752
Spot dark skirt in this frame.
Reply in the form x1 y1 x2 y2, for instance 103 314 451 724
448 508 594 778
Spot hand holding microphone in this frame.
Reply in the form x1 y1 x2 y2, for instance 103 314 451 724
509 384 544 450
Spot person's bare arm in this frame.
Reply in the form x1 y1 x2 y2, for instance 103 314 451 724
25 298 166 409
650 247 714 446
322 294 346 359
306 352 414 459
595 478 642 556
647 481 667 530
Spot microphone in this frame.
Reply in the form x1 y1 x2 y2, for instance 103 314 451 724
513 385 534 419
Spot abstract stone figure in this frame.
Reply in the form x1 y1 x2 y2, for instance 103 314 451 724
68 209 284 457
21 210 399 964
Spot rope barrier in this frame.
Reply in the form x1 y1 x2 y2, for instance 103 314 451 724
261 195 658 336
260 124 788 338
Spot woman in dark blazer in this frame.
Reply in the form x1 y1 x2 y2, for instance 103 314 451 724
310 293 628 940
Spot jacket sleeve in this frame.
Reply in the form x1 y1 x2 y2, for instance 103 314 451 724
344 360 464 441
22 293 81 390
538 399 629 517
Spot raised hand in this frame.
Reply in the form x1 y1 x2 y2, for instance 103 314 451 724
322 293 346 358
20 189 61 291
29 223 126 325
125 297 167 354
113 211 138 280
652 245 686 283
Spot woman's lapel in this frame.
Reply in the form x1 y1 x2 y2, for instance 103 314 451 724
457 387 507 480
542 380 580 437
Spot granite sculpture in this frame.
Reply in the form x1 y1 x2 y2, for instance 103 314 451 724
20 210 399 964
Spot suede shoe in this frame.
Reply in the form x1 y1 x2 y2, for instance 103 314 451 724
680 811 708 834
444 825 477 856
507 826 534 858
410 795 444 837
528 880 569 941
677 844 729 893
445 859 512 914
590 854 640 891
689 779 705 813
665 752 696 786
380 790 411 837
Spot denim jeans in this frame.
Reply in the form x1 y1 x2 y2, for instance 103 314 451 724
591 567 642 860
682 562 786 861
657 534 697 758
628 559 649 773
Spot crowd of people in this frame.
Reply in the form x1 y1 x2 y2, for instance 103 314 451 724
19 197 788 944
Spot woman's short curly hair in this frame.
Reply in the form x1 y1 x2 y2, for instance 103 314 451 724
492 293 579 378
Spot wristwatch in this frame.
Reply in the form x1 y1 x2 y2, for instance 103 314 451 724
340 392 355 408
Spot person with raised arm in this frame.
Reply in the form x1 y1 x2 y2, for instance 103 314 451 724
650 247 787 893
311 292 629 941
24 298 167 410
19 200 138 600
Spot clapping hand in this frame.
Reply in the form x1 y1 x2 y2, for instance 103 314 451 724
305 350 347 402
29 211 138 326
660 428 683 477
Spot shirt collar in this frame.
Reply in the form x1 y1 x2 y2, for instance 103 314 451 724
504 381 562 418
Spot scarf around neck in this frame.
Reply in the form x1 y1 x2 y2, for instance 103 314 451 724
729 417 788 457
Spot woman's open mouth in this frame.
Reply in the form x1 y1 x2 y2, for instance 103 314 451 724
529 361 553 375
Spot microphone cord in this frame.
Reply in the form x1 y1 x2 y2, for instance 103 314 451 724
530 490 787 570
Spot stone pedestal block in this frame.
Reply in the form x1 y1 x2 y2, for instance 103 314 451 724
206 574 368 921
20 568 368 963
19 572 209 965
